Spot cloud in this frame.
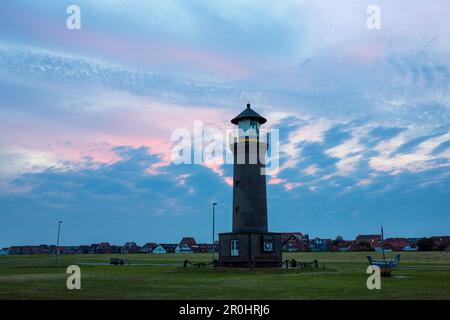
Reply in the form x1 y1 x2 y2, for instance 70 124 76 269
1 1 450 244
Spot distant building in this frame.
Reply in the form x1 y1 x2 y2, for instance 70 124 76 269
432 236 450 251
176 237 200 253
309 238 332 251
374 246 392 253
281 232 309 252
404 238 418 251
36 244 50 254
66 246 81 254
152 244 167 254
96 242 112 254
176 244 192 253
384 238 410 251
79 245 90 254
8 246 38 255
334 240 354 252
159 243 177 253
140 243 158 253
89 244 99 254
121 242 140 254
110 245 122 254
197 243 216 253
352 234 381 251
4 233 448 255
179 237 196 247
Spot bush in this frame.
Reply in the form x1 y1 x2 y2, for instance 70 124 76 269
417 238 433 251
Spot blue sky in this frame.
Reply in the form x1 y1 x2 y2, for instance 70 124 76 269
1 0 449 246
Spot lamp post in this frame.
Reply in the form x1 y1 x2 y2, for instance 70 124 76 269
212 202 218 261
55 220 63 266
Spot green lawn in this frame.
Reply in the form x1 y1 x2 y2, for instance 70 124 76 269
0 251 449 299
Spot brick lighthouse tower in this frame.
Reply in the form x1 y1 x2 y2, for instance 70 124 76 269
218 103 282 268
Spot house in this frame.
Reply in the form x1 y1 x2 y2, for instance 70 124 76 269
57 246 68 254
36 244 51 254
374 246 392 253
66 246 81 254
8 246 38 254
121 242 140 254
110 245 122 254
0 248 9 255
334 240 354 252
432 236 450 251
176 237 200 253
96 242 112 254
352 234 381 251
309 238 332 251
384 238 410 251
152 244 168 254
140 242 158 253
159 244 177 253
79 245 90 254
404 238 418 251
89 244 99 254
281 232 309 252
403 244 417 251
197 243 215 253
8 246 23 254
176 243 194 253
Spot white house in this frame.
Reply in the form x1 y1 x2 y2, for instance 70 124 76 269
152 244 167 254
175 243 193 253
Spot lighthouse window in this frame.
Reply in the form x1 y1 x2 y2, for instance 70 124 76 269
230 240 239 256
235 207 240 213
250 120 259 134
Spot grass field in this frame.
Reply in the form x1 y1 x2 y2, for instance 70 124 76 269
0 251 449 299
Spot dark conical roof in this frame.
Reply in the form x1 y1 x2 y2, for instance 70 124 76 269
231 103 267 125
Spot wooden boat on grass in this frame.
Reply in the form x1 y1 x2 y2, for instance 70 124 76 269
367 253 400 276
367 224 401 277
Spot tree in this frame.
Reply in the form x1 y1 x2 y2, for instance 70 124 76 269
332 235 343 246
417 237 433 251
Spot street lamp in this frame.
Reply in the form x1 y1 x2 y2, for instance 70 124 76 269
212 202 218 261
55 220 63 266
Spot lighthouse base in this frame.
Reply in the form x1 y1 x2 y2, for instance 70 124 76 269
218 232 282 268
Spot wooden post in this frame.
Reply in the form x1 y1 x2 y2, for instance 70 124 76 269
248 233 252 271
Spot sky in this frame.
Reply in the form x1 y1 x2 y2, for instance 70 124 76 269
0 0 449 247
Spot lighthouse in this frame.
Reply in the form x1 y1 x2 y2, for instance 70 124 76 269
218 103 282 268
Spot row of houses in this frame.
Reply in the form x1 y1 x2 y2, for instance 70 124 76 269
2 235 449 255
281 233 450 252
0 237 217 255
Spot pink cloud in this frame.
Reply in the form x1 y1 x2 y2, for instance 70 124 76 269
268 178 285 185
224 177 233 187
284 182 302 191
4 9 250 79
0 91 227 177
